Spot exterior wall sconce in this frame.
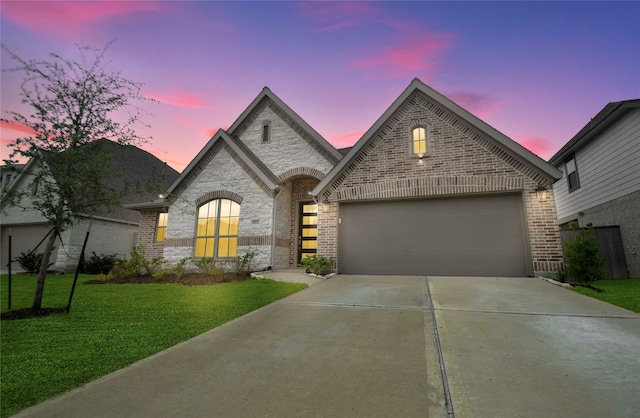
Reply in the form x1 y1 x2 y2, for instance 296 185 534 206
535 185 548 202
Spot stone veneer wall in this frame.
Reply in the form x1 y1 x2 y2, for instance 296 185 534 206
163 146 274 270
317 91 563 276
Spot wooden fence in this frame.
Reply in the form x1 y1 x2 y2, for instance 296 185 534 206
560 226 629 279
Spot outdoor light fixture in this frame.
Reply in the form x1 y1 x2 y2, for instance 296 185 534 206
535 185 548 202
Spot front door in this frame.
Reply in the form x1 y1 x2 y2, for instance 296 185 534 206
298 202 318 264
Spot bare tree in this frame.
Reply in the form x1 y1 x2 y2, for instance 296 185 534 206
1 42 151 310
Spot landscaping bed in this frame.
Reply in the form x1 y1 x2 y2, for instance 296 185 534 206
83 272 250 285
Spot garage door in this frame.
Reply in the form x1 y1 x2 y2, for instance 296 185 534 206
339 194 529 277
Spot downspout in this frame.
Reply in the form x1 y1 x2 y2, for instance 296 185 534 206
271 186 282 269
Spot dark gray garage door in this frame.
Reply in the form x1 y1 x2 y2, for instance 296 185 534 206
339 194 529 277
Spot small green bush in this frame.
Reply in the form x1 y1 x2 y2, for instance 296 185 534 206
301 254 334 276
152 270 168 281
234 249 256 276
96 272 113 282
16 250 50 274
194 257 223 276
173 257 191 279
144 256 165 276
114 246 164 278
82 252 119 274
564 227 605 286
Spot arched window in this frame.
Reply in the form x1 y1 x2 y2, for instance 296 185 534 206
195 198 240 258
412 126 427 155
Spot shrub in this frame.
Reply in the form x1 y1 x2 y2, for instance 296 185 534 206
234 249 256 276
16 250 50 274
301 254 334 276
114 246 164 278
152 270 168 281
144 256 165 276
193 257 223 276
82 252 119 274
564 227 605 286
96 272 113 282
173 257 191 279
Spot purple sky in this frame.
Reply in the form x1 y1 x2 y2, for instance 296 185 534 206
2 1 639 171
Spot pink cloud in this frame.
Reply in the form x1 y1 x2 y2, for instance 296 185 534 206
146 91 210 109
514 136 554 159
1 1 165 39
203 128 218 139
446 92 503 119
293 2 376 32
329 130 365 149
351 34 453 78
0 121 37 136
174 118 195 127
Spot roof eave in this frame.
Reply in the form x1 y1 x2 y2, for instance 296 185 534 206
312 78 561 197
549 100 640 165
123 199 168 211
228 87 343 162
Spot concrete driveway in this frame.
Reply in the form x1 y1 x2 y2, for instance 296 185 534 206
16 275 640 418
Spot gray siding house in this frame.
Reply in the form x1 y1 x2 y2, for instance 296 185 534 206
549 99 640 277
0 140 179 273
132 79 565 278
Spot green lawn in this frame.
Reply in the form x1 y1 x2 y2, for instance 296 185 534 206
1 274 307 418
571 278 640 314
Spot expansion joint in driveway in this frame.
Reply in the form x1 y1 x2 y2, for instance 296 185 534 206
425 277 455 418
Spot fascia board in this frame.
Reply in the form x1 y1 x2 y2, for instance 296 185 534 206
261 88 343 161
165 129 225 195
228 87 342 162
123 200 168 211
311 81 417 197
312 78 562 197
414 80 562 181
218 131 279 190
549 100 640 166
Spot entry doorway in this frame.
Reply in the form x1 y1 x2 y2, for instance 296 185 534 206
298 202 318 264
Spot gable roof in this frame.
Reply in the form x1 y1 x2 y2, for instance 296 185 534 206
548 99 640 165
228 87 343 164
2 139 179 222
312 78 562 198
164 129 281 202
161 86 343 205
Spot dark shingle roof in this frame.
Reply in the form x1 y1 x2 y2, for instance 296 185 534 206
548 99 640 165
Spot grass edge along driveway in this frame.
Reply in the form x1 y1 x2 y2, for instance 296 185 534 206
1 274 307 418
570 278 640 314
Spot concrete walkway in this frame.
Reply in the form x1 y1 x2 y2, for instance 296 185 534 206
15 275 640 417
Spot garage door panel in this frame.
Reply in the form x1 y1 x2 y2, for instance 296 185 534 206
340 194 528 277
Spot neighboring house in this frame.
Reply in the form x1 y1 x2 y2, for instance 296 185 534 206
131 78 564 277
0 140 179 273
549 99 640 278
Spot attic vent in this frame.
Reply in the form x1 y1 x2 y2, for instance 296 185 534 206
262 122 270 143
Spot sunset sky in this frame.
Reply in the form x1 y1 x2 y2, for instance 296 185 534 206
1 1 639 172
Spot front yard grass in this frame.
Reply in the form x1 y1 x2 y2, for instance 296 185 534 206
571 278 640 314
1 274 307 418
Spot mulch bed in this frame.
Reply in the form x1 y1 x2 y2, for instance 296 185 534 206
83 272 251 286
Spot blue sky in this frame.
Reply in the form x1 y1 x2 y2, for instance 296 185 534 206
2 1 639 171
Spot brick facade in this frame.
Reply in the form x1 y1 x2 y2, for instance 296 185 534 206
317 90 563 276
133 82 563 277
